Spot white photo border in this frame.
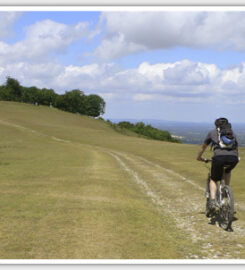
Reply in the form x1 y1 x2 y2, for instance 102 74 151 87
0 1 244 266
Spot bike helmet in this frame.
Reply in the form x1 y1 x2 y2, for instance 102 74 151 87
214 117 229 127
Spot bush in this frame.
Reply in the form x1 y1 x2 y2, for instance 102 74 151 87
115 121 181 143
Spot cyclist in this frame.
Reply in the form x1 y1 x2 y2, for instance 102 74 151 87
196 117 239 214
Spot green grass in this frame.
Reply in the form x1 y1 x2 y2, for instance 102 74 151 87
0 102 197 259
0 101 244 259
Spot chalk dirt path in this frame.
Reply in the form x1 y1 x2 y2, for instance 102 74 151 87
104 149 245 259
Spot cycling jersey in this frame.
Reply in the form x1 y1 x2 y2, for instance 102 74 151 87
204 129 238 157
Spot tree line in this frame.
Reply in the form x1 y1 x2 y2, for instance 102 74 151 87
106 120 182 143
0 77 105 117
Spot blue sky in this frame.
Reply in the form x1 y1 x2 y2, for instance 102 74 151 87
1 10 245 123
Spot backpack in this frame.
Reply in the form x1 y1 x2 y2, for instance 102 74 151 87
216 122 236 150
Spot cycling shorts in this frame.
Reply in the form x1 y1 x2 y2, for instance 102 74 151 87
211 155 239 182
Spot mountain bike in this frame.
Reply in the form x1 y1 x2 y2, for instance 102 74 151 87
204 158 235 231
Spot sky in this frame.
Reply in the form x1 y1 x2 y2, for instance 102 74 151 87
1 9 245 123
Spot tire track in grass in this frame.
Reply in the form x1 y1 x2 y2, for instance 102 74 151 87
106 151 210 259
108 152 168 209
106 150 245 259
110 150 245 220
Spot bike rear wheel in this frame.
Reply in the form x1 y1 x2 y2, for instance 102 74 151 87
219 185 234 230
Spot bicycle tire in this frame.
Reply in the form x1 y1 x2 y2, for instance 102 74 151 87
219 185 234 230
205 175 211 217
205 198 210 217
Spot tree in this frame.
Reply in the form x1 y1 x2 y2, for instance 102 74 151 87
54 94 66 111
118 121 135 129
114 121 181 143
134 122 145 134
85 94 105 117
38 88 57 106
55 90 86 114
0 77 107 118
0 77 22 101
5 77 22 101
21 86 39 104
0 85 6 100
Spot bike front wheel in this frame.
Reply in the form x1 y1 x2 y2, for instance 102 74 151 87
219 185 234 230
205 198 210 217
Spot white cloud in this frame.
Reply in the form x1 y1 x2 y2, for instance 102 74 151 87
1 59 245 104
98 92 118 100
0 61 64 89
53 63 121 92
138 62 175 80
133 94 155 101
94 12 245 60
0 12 22 39
222 65 244 84
93 32 146 60
0 19 88 65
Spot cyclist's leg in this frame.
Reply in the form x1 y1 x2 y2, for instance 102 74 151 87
210 179 218 200
208 179 217 213
210 156 223 200
223 156 239 185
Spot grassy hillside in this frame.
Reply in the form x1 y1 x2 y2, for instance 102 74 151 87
0 101 244 259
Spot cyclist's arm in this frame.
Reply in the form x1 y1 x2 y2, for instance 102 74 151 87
196 143 208 162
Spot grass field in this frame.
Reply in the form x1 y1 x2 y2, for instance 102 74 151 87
0 101 244 259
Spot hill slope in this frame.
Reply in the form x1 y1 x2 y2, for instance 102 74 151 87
0 101 244 259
